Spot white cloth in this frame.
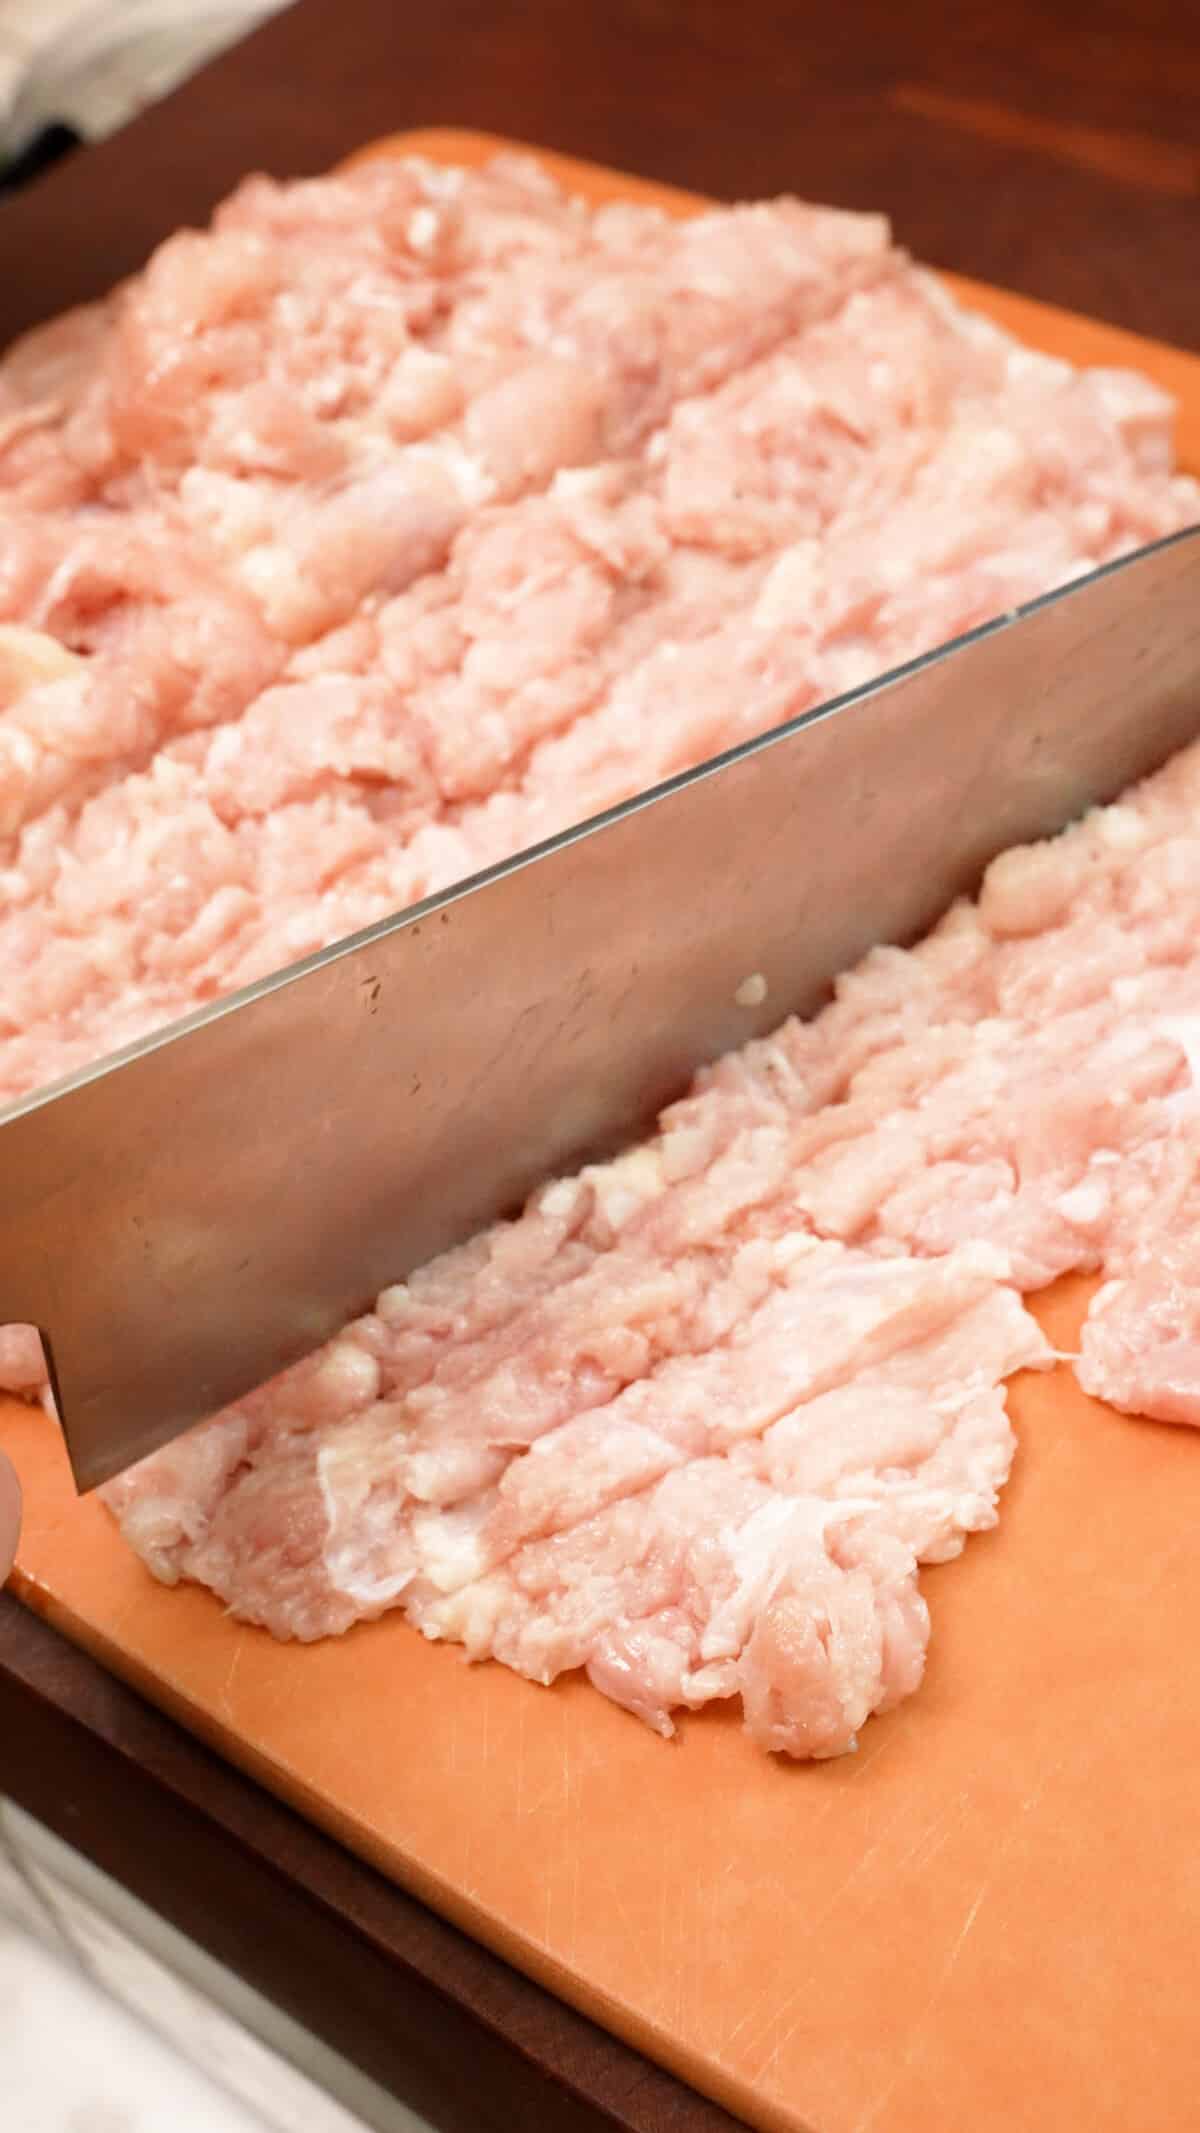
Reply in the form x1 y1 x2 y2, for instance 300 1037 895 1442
0 0 291 160
1 1799 425 2133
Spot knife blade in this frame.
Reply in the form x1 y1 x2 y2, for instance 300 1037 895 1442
3 522 1198 1492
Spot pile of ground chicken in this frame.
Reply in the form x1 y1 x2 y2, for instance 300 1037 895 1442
2 153 1198 1757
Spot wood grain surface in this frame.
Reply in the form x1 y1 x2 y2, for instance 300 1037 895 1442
2 15 1199 2127
0 0 1198 352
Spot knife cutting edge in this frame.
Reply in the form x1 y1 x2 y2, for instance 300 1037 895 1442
2 522 1198 1492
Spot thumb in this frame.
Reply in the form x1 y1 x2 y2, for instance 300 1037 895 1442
0 1451 21 1586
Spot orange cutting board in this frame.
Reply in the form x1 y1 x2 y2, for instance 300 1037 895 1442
6 133 1200 2133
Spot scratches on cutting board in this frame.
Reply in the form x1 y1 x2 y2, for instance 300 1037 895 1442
849 1877 992 2133
217 1628 246 1723
726 1791 973 2072
849 1752 1074 2133
743 1836 952 2068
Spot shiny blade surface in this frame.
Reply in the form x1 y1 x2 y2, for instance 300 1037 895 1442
3 524 1199 1490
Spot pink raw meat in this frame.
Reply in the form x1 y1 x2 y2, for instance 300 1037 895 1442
0 510 284 837
94 735 1200 1755
1078 1258 1200 1429
0 153 890 669
0 1325 46 1397
4 152 1200 1759
418 1467 930 1760
1075 1073 1200 1426
1 177 1195 1102
101 1235 1051 1756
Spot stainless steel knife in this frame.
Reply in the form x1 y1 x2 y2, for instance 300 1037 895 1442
3 522 1199 1492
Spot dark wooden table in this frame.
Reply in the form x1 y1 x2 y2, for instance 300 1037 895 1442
1 5 1197 2129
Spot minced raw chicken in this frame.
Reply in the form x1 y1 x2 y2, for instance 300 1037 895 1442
2 152 1199 1758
